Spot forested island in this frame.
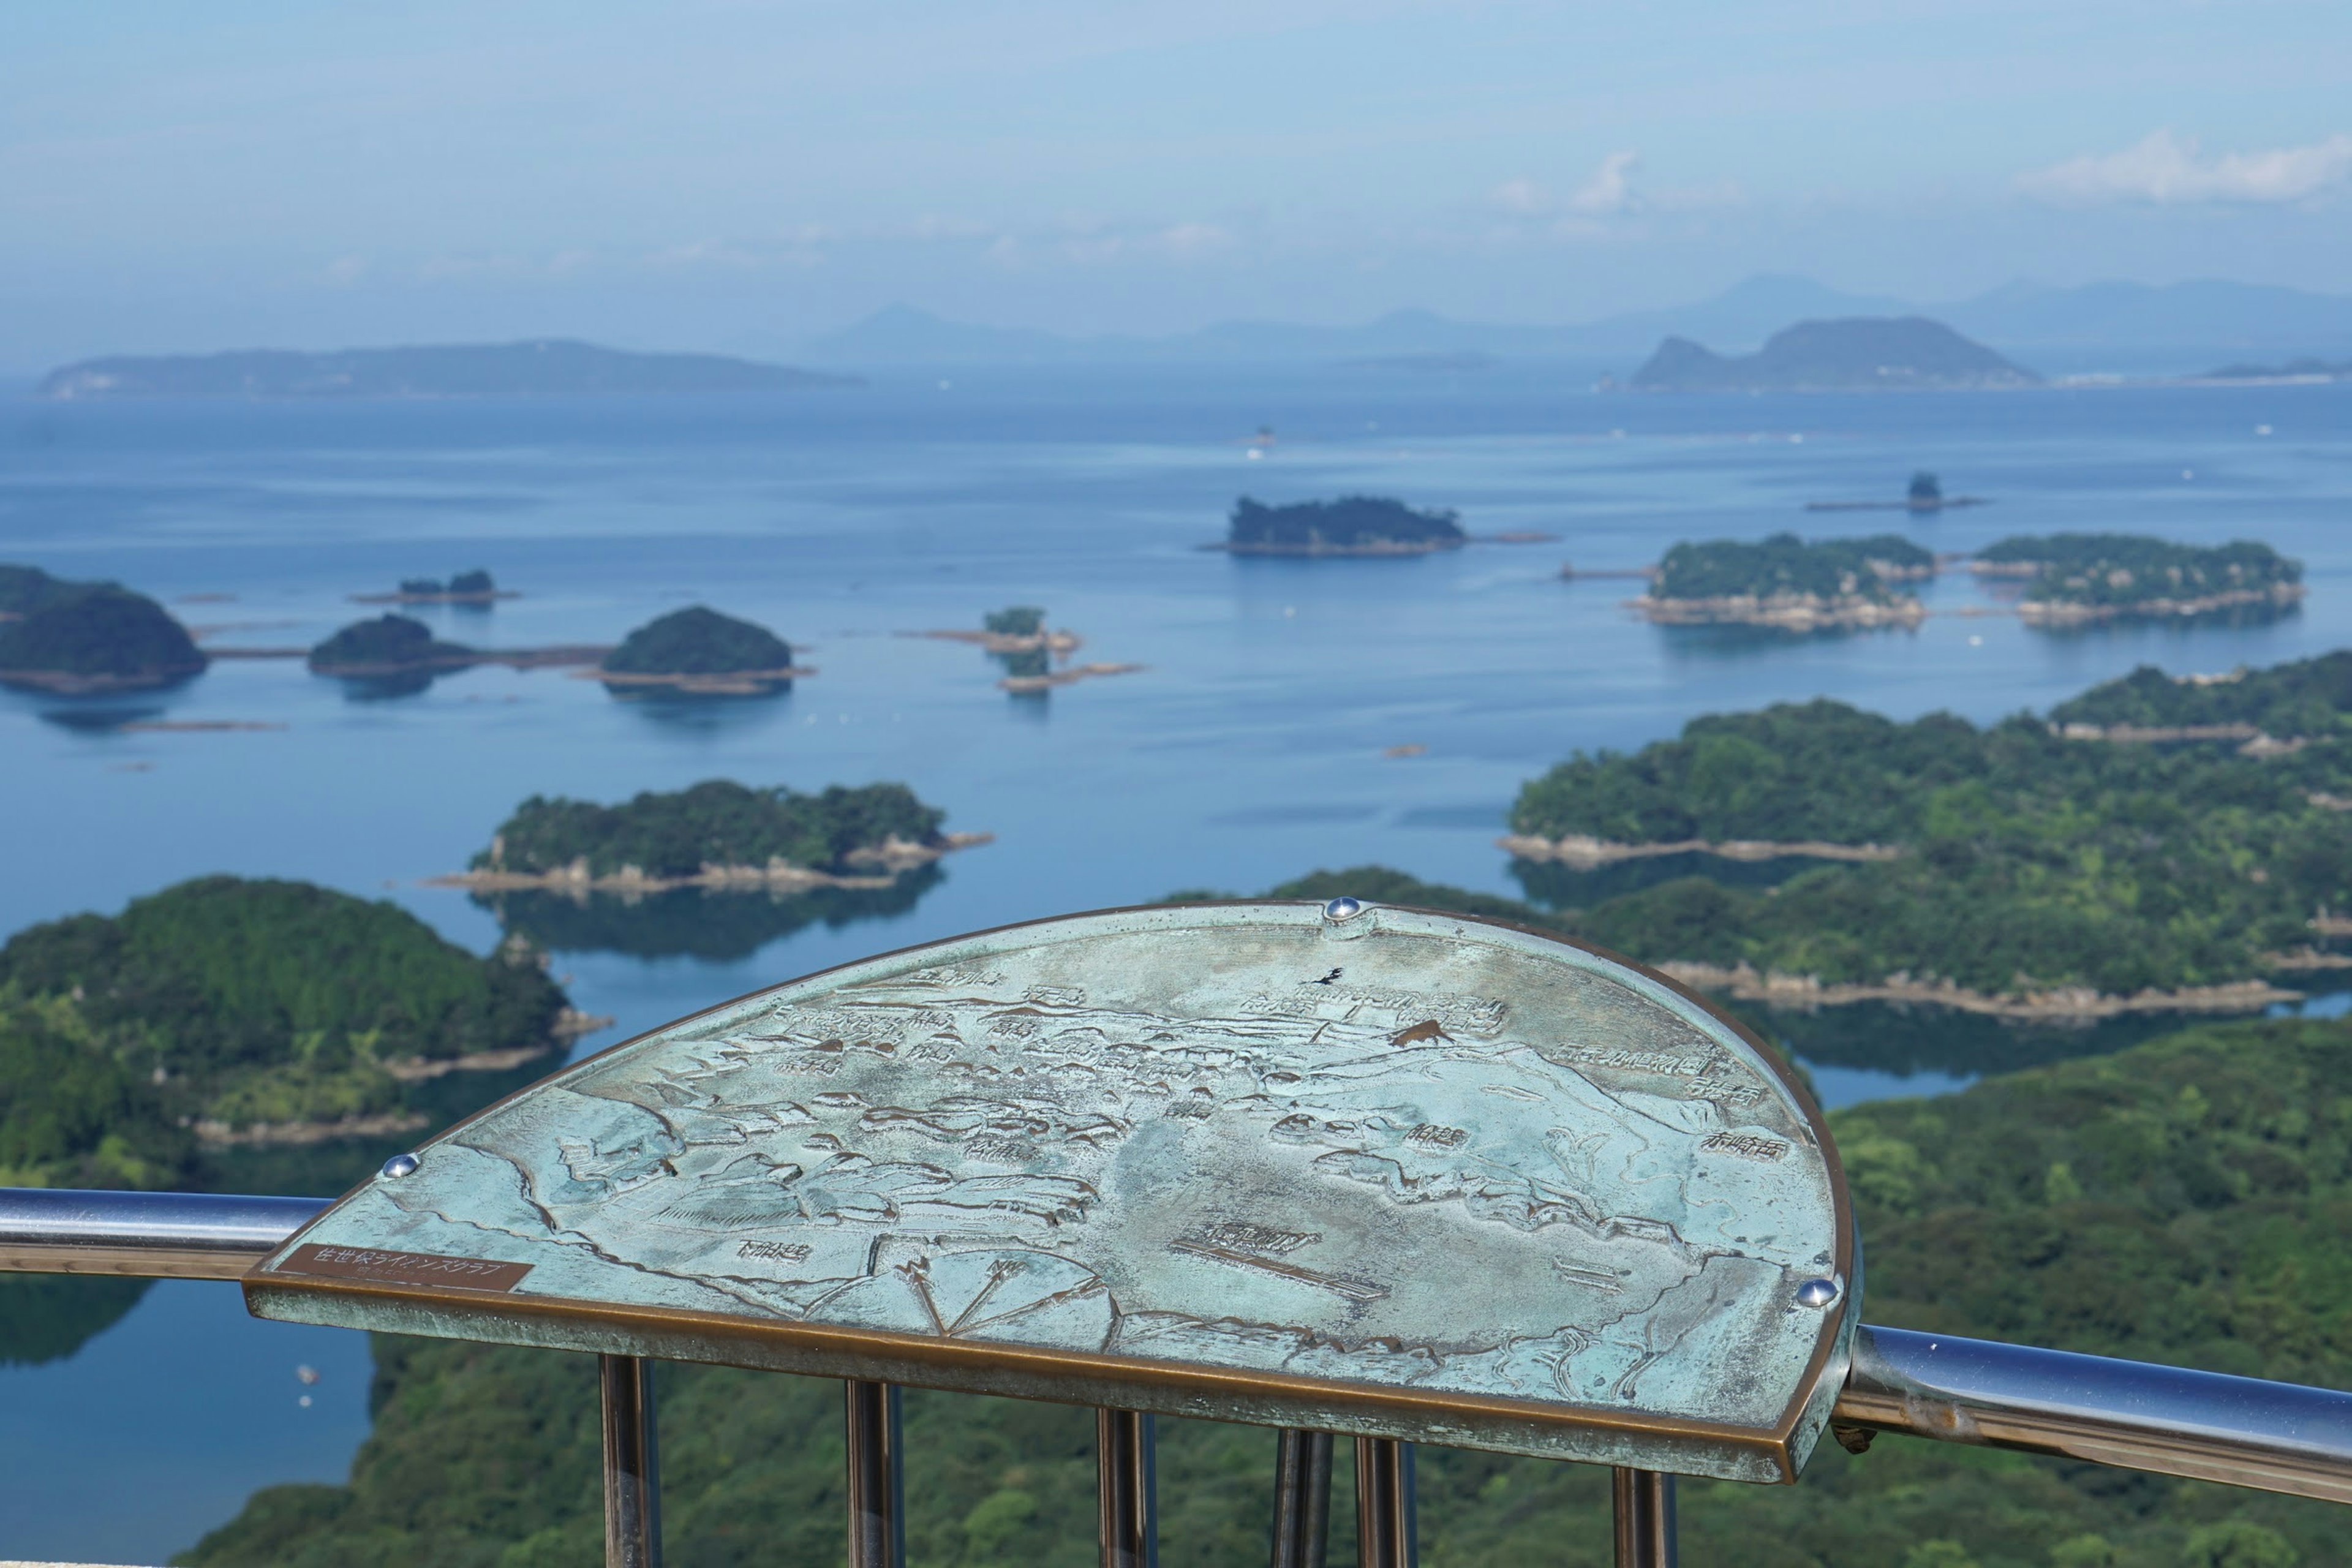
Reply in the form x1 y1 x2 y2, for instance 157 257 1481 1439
307 614 476 676
0 876 592 1362
36 340 857 401
1219 496 1467 556
1638 533 1935 630
179 1003 2352 1566
440 779 987 895
597 606 804 695
1630 317 2041 393
1975 534 2304 624
1496 679 2352 1014
2048 652 2352 742
0 565 208 693
1804 470 1989 513
352 568 512 605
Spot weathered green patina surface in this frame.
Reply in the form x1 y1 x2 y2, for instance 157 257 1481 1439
247 901 1857 1480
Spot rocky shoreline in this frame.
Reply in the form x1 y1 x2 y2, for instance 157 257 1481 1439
2019 582 2304 625
433 832 993 899
911 628 1082 654
1501 832 1901 867
312 643 612 677
1656 959 2299 1019
1000 662 1144 693
1631 592 1926 631
584 665 815 694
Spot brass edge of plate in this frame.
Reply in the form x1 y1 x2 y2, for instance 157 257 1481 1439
246 1271 1802 1482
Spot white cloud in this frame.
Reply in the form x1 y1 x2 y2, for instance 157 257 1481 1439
1567 151 1641 215
1490 177 1547 216
2019 130 2352 206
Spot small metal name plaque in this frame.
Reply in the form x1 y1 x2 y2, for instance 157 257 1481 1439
247 902 1857 1481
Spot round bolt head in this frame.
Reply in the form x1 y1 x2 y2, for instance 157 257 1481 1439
380 1152 421 1179
1795 1276 1841 1309
1322 896 1364 922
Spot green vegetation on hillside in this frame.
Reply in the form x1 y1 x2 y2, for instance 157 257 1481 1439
601 607 793 677
0 566 206 689
1649 533 1933 601
1226 496 1466 554
1505 693 2352 997
0 876 567 1133
308 614 474 672
178 1016 2352 1568
2050 653 2352 737
1977 535 2301 611
474 780 948 879
983 606 1046 638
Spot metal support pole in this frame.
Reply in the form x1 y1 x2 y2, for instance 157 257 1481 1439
600 1354 662 1568
846 1381 905 1568
1611 1468 1677 1568
1269 1428 1333 1568
1353 1437 1416 1568
1097 1408 1158 1568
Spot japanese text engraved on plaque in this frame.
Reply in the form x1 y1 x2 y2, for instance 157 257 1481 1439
249 903 1855 1480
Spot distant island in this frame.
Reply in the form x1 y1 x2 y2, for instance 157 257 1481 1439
1216 496 1467 557
904 607 1139 693
597 605 805 695
439 779 989 895
1630 317 2041 393
2198 356 2352 382
1974 534 2303 624
1637 532 1935 630
352 568 514 605
36 339 859 401
307 614 477 677
1805 470 1989 513
0 565 208 693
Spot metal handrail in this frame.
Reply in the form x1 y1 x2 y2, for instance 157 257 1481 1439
6 1186 2350 1566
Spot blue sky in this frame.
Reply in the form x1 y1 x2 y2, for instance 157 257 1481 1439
2 0 2349 361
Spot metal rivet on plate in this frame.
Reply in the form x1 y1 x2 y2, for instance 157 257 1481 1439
1322 896 1364 922
1795 1276 1841 1309
380 1152 421 1179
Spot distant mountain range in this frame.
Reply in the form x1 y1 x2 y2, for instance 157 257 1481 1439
37 339 855 401
798 276 2352 369
1630 318 2040 393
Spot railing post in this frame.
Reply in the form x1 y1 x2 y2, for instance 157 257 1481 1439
1269 1428 1333 1568
1354 1437 1416 1568
599 1354 662 1568
1611 1468 1677 1568
845 1380 906 1568
1097 1408 1158 1568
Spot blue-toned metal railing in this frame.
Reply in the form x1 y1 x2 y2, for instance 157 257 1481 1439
6 1187 2351 1568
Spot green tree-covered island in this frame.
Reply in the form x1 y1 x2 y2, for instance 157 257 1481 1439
597 606 803 695
1639 533 1936 631
0 876 596 1365
439 778 989 896
1491 653 2352 1016
0 565 208 694
353 568 512 605
1975 534 2304 625
1219 496 1468 556
2048 654 2352 743
307 614 477 677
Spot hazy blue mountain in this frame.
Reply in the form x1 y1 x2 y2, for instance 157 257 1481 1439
799 306 1116 365
37 339 856 400
1630 317 2041 392
1566 274 1914 353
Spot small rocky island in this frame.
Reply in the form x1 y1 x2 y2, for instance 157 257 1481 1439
353 568 514 605
1219 496 1467 556
308 614 477 676
1974 534 2304 625
440 779 989 895
1638 533 1935 630
1631 317 2041 393
0 565 209 693
597 606 805 695
1805 471 1989 514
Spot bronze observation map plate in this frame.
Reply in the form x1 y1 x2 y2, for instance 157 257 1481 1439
247 901 1858 1481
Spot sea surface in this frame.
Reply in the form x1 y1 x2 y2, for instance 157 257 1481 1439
3 361 2350 1559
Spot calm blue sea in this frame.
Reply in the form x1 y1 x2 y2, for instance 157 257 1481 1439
3 363 2350 1560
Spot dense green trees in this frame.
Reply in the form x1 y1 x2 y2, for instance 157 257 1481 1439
1226 496 1466 552
1649 533 1933 601
2051 654 2352 737
1506 693 2352 996
600 607 792 676
177 1015 2352 1567
0 579 207 688
1978 535 2301 609
477 780 948 879
308 614 473 671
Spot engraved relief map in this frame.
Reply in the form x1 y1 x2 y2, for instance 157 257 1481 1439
259 905 1850 1464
